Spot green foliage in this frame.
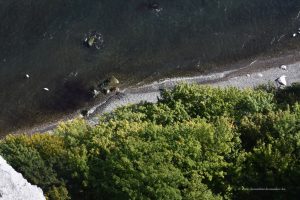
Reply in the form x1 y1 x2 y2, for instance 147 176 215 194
87 117 233 199
256 82 300 108
0 135 61 190
0 83 300 199
233 103 300 199
0 133 87 199
275 83 300 106
47 185 70 200
155 84 274 120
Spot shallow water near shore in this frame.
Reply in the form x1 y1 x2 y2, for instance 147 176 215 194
1 0 300 136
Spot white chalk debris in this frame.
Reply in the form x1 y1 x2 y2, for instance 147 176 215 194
257 73 263 78
93 89 100 97
43 88 49 91
275 75 287 88
293 33 297 37
25 74 30 79
0 156 46 200
102 88 110 94
280 65 287 70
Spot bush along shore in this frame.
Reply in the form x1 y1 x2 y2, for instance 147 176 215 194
1 83 300 199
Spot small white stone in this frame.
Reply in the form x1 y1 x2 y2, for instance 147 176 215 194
275 75 287 87
246 74 251 77
25 74 30 79
257 73 263 77
293 33 297 37
43 88 49 91
280 65 287 70
93 89 100 97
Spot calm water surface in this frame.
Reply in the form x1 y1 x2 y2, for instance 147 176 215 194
0 0 300 135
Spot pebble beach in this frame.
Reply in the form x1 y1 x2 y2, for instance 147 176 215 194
16 50 300 135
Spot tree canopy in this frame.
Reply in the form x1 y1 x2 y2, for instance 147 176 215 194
1 83 299 199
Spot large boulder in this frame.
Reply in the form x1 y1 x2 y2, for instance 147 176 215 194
0 156 45 200
98 76 120 94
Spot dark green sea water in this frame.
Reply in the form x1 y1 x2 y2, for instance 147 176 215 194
0 0 300 135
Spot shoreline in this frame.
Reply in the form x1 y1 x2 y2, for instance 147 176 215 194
12 50 300 135
88 59 300 122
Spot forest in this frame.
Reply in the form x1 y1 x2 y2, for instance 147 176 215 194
0 83 299 199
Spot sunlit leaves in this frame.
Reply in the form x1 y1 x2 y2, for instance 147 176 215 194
1 83 300 199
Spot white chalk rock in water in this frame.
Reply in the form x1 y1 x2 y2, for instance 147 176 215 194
0 156 45 200
280 65 287 70
93 89 100 97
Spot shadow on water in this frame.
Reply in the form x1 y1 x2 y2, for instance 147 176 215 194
38 79 93 111
0 0 300 135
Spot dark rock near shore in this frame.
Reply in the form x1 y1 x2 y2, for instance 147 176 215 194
101 88 110 95
110 86 120 93
98 76 120 94
108 76 119 85
80 109 89 117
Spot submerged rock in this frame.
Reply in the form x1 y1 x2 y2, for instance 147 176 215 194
83 31 104 49
149 2 160 10
92 89 100 97
137 2 160 11
87 36 95 47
